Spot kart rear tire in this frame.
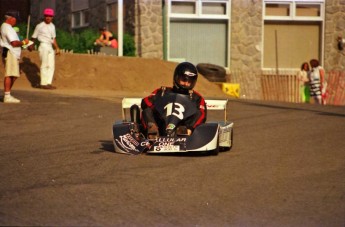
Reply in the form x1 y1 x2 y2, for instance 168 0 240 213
130 104 140 123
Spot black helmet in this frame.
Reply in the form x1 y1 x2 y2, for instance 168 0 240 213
173 62 198 94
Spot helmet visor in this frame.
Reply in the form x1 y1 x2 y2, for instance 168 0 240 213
179 74 193 83
177 71 197 89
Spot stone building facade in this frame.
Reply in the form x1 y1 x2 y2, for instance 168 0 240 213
27 0 345 71
230 1 263 71
324 0 345 71
132 0 163 59
229 0 345 72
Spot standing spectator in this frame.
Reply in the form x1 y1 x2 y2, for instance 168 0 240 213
30 8 60 89
0 12 29 103
297 62 310 103
308 59 325 105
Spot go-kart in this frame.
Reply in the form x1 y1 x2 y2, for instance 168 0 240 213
112 93 234 155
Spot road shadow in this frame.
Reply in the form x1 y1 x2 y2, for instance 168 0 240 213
20 57 40 88
98 140 114 153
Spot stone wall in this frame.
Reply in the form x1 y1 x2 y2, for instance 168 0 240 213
324 0 345 71
134 0 163 59
230 0 262 72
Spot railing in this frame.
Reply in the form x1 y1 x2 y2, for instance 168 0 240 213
261 74 300 103
229 70 345 106
325 71 345 106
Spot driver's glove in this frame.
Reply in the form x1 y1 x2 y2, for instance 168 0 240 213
166 129 175 137
166 124 176 137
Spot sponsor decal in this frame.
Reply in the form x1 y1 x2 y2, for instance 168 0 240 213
156 137 186 143
115 133 140 152
185 71 196 77
154 145 180 152
151 137 186 152
206 104 219 108
140 141 150 147
166 123 175 130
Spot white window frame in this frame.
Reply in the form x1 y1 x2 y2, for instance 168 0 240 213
169 0 229 19
264 0 324 21
262 0 325 70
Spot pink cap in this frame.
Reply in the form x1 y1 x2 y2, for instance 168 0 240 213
43 8 54 17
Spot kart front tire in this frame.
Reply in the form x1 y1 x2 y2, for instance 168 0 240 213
220 128 234 152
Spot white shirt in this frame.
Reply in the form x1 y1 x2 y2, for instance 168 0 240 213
0 22 21 59
310 66 322 81
32 21 56 44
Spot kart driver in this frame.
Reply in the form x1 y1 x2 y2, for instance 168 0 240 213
141 62 207 138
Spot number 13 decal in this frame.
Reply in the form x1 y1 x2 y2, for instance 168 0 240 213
164 103 184 120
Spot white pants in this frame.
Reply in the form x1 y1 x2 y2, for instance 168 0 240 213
38 43 55 85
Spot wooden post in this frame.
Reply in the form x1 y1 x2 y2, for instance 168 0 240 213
26 15 30 39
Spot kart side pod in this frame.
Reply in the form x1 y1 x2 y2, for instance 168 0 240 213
186 123 219 151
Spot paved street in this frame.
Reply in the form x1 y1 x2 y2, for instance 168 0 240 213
0 90 344 226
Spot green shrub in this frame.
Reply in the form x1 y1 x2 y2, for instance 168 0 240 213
56 28 79 51
16 23 136 56
16 23 34 41
78 29 99 53
56 28 98 53
123 33 136 56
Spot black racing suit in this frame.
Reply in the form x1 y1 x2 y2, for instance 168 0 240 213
141 86 207 136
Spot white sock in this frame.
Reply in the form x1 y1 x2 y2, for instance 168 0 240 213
4 92 10 97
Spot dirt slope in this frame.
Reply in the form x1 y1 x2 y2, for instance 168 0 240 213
1 51 227 99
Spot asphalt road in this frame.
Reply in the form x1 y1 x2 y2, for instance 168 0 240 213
0 90 344 226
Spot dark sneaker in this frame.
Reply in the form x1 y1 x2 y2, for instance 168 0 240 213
40 85 56 90
48 84 57 89
40 85 50 89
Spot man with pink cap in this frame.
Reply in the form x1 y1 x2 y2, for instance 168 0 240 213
30 8 60 89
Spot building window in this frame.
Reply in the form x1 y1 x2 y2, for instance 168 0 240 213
106 1 118 33
107 3 118 22
265 3 290 17
263 0 325 69
296 4 320 17
168 0 230 67
171 1 196 14
71 0 89 28
170 0 229 19
202 2 227 15
264 0 323 20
